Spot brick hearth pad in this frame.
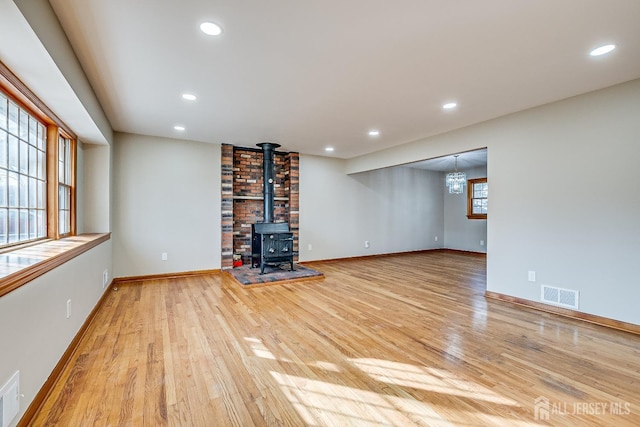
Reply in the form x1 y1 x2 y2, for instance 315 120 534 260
226 264 324 287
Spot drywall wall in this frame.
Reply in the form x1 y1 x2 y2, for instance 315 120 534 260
79 143 111 233
444 166 487 253
486 80 640 325
345 79 640 325
113 132 221 277
0 239 112 427
299 155 444 261
12 0 113 145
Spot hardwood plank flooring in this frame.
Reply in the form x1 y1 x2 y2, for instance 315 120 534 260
31 251 640 426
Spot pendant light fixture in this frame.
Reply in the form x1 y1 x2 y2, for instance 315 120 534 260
445 155 466 194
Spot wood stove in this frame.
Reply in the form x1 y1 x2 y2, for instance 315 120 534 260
251 223 294 274
250 142 294 274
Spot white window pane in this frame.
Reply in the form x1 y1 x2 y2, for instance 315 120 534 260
0 94 7 130
29 145 37 176
19 174 27 207
0 208 6 244
8 135 18 171
0 171 6 207
29 209 37 239
37 123 46 150
8 209 18 243
19 209 28 240
37 181 45 209
38 150 45 179
7 172 18 207
37 210 45 238
29 117 38 145
29 177 37 208
59 210 69 235
19 110 29 140
58 159 64 183
0 130 7 168
19 140 28 173
8 102 18 135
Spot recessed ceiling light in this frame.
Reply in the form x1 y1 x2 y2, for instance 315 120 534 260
590 44 616 56
200 22 223 36
368 130 380 137
325 146 335 152
182 93 197 101
174 125 186 131
442 102 457 110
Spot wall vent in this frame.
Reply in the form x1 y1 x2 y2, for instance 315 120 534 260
0 371 19 427
541 285 579 310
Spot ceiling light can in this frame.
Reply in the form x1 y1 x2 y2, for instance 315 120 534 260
590 44 616 56
200 22 223 36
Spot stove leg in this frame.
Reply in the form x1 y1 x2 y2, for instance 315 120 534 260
260 262 265 275
290 260 294 271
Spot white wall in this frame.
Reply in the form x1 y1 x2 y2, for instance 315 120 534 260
78 143 111 233
0 240 112 427
12 0 113 145
444 166 487 253
487 81 640 325
344 79 640 325
113 132 221 277
299 155 443 261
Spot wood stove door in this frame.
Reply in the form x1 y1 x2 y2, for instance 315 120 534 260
278 234 293 256
263 234 279 257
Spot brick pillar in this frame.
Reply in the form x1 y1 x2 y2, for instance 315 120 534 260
221 144 234 269
288 152 300 261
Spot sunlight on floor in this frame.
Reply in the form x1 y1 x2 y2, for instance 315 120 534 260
270 370 452 426
245 336 279 360
270 370 543 426
248 335 542 425
350 358 518 406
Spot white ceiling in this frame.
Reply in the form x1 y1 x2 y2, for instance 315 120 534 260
47 0 640 158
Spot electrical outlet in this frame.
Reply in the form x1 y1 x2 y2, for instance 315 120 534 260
364 240 370 249
102 269 109 288
480 240 485 246
161 253 168 261
308 243 312 251
528 271 536 282
66 299 71 318
435 236 438 242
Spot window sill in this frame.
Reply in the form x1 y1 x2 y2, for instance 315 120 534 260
0 233 110 298
467 214 487 220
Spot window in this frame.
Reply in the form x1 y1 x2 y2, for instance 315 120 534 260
58 135 73 236
0 63 76 249
0 93 48 245
467 178 487 219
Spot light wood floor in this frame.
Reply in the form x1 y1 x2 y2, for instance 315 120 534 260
32 251 640 426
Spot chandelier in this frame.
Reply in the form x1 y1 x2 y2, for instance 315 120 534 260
445 155 466 194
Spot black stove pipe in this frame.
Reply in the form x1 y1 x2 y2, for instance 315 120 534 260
257 142 280 223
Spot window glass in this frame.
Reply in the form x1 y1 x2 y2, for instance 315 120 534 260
0 91 48 246
467 178 488 219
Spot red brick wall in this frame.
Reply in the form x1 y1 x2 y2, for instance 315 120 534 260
220 145 299 268
221 144 234 269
